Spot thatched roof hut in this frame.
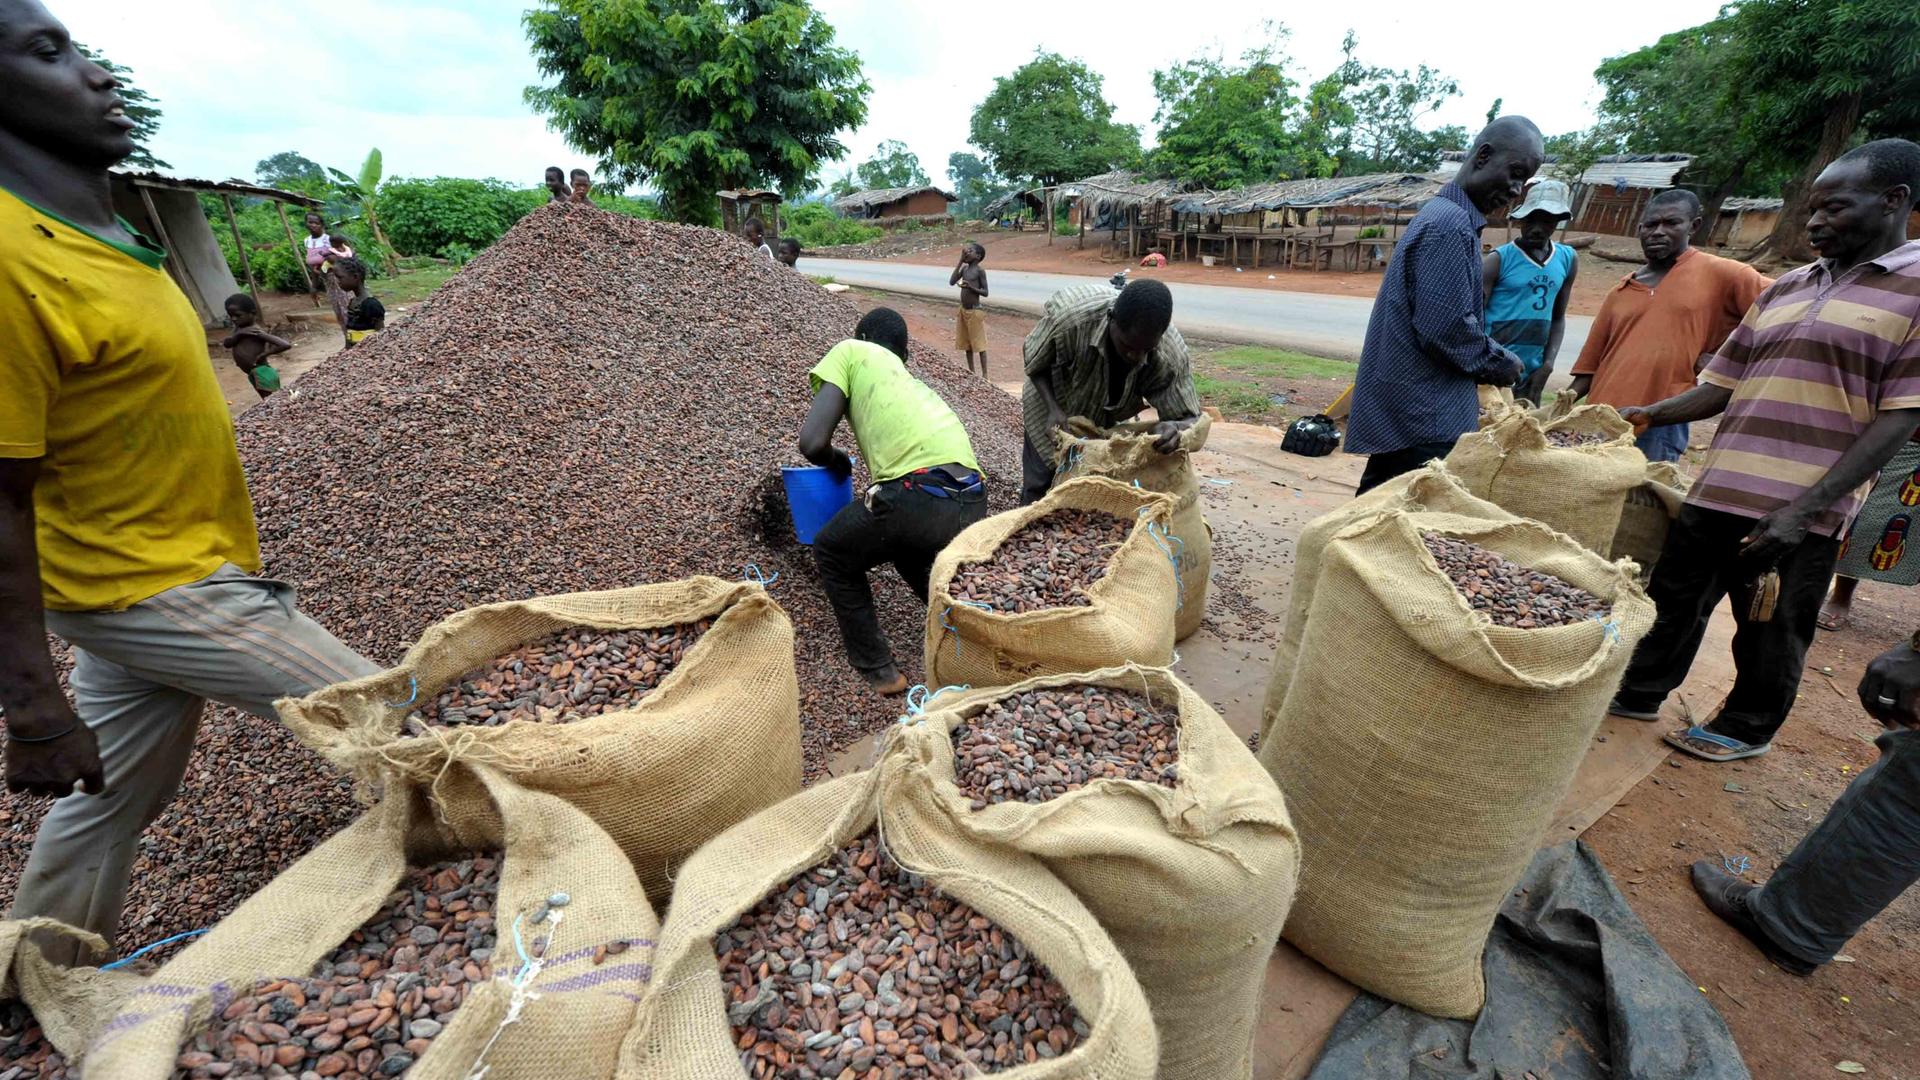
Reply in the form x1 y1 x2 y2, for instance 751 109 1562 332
831 185 957 219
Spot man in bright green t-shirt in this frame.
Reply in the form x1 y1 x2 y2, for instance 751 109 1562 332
799 308 989 695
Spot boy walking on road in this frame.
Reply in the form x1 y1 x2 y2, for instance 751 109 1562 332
951 242 990 377
1609 140 1920 764
0 0 377 961
1565 190 1771 462
1482 179 1578 406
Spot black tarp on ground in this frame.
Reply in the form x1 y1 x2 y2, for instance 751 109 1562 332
1306 840 1751 1080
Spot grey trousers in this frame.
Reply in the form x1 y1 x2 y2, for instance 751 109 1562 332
1748 728 1920 963
8 564 376 960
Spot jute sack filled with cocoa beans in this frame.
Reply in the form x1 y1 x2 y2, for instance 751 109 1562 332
1052 414 1212 640
279 576 801 904
80 763 656 1079
1611 461 1691 580
881 665 1297 1080
1257 462 1514 747
1445 402 1646 554
924 476 1178 689
1262 509 1654 1019
617 768 1159 1079
1474 384 1518 428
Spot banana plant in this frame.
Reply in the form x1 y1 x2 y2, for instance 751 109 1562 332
326 148 399 274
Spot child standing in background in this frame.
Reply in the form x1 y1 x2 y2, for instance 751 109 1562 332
221 294 291 399
332 257 386 346
950 242 989 378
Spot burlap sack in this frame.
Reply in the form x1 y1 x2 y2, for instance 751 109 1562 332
1475 384 1518 428
1445 402 1646 554
79 764 657 1079
617 769 1159 1079
1261 509 1654 1018
924 476 1178 689
1258 462 1516 746
1053 414 1213 640
882 665 1298 1080
0 918 140 1064
1612 461 1691 580
280 576 801 904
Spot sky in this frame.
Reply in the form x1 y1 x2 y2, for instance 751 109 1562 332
53 0 1730 193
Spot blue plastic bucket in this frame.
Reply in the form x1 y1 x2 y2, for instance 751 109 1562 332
781 465 855 545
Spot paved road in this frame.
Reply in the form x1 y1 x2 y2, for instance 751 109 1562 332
799 256 1595 372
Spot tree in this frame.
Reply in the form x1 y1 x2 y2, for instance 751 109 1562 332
326 149 398 273
523 0 871 225
1312 32 1463 175
255 151 327 193
948 151 1011 218
853 139 929 191
76 43 165 169
1723 0 1920 258
969 51 1140 187
1149 27 1308 188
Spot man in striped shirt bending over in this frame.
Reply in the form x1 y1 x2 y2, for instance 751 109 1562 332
1610 139 1920 764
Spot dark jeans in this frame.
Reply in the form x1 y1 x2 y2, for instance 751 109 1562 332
813 477 989 676
1356 438 1459 496
1615 505 1842 747
1749 728 1920 963
1020 436 1055 506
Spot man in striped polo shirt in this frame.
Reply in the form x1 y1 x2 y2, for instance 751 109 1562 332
1609 139 1920 764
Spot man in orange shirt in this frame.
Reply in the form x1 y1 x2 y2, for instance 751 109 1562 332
1567 190 1771 461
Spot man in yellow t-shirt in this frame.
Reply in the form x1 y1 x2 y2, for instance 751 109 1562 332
0 0 375 961
798 308 988 695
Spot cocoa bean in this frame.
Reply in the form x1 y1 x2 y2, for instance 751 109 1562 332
1421 533 1609 629
952 686 1179 810
950 509 1131 614
0 1001 71 1080
412 622 710 729
1543 430 1607 448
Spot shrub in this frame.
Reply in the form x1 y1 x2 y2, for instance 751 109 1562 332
378 177 535 256
783 203 883 248
437 242 478 267
1358 225 1385 239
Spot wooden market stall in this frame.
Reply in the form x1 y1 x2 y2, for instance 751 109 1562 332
109 168 322 325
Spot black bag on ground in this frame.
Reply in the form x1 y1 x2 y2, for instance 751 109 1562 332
1282 415 1341 457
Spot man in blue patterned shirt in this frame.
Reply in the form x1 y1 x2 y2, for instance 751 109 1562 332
1347 116 1545 494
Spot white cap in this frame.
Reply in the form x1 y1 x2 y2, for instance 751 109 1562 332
1509 179 1573 221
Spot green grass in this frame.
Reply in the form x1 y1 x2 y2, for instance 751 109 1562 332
810 275 838 286
1207 346 1356 381
1192 374 1276 417
377 264 459 306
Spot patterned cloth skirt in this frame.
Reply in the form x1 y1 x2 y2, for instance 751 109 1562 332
1835 440 1920 585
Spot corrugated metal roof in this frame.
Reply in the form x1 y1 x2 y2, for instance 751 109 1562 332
1168 172 1443 215
112 168 321 206
1433 152 1693 189
1720 196 1784 212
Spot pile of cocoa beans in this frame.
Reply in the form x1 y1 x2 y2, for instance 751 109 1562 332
1 1002 68 1080
1421 533 1609 629
1544 430 1608 448
717 833 1086 1078
949 510 1131 613
412 622 710 729
173 857 500 1079
952 687 1179 810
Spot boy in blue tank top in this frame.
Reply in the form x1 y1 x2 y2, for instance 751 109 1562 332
1483 179 1580 404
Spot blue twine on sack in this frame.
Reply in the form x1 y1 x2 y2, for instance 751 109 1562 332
941 601 994 657
1723 853 1752 878
901 684 972 722
1590 613 1621 643
743 563 780 588
383 676 419 709
1136 508 1186 612
101 927 209 971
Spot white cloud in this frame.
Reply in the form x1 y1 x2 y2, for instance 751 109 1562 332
54 0 1727 191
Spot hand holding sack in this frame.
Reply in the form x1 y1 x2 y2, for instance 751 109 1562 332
1258 463 1515 744
617 769 1159 1079
882 665 1299 1080
925 477 1179 689
1261 508 1654 1018
1052 414 1213 640
1445 403 1646 555
1611 461 1691 581
278 577 802 907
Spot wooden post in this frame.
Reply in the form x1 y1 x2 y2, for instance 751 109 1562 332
1046 188 1055 247
134 184 200 318
274 200 322 308
1077 204 1086 250
221 194 260 311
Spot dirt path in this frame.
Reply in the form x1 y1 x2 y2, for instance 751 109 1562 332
851 283 1920 1078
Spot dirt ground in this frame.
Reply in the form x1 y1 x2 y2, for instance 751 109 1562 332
858 225 1647 318
858 286 1920 1079
205 290 421 417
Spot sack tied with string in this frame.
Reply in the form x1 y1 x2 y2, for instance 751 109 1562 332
1612 460 1691 580
924 476 1178 690
1258 462 1515 746
1052 414 1213 640
1261 509 1654 1019
279 576 801 905
78 764 657 1080
1445 402 1646 554
617 768 1159 1080
883 665 1298 1080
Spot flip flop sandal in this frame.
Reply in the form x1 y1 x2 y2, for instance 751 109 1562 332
1816 611 1850 632
1664 725 1771 762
